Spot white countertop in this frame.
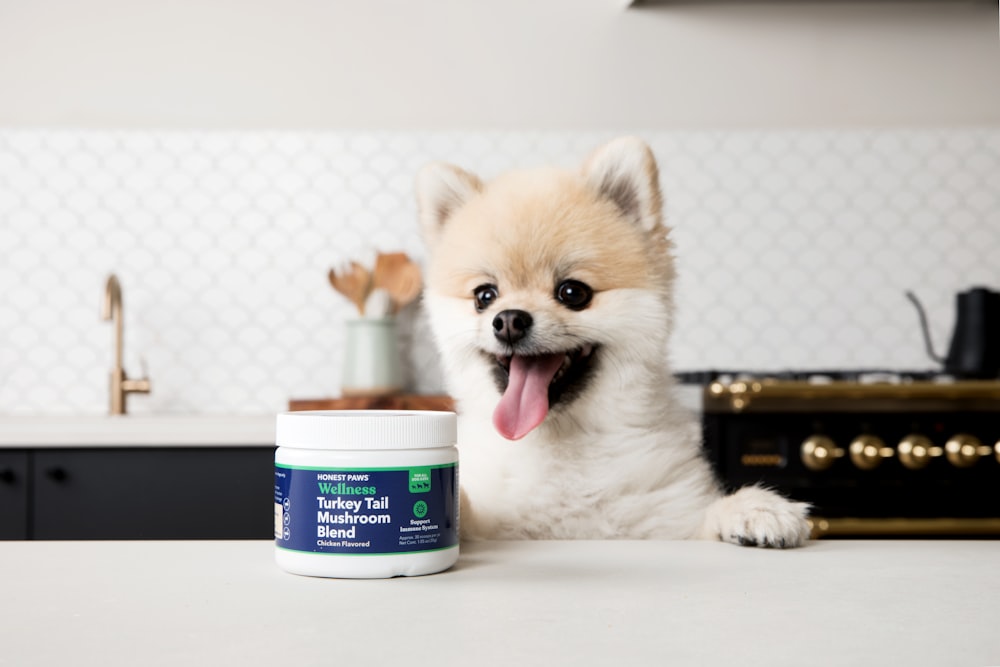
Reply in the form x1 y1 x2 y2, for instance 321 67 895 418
1 539 997 666
0 415 275 447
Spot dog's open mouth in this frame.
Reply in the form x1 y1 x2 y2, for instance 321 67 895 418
490 344 596 440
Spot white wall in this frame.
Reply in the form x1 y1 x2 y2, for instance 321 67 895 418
2 127 998 415
0 0 998 129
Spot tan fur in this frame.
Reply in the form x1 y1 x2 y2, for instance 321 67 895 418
426 168 671 300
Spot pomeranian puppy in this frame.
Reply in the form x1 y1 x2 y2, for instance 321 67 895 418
417 137 810 547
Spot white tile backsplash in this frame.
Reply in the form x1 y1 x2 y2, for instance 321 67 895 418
1 129 998 415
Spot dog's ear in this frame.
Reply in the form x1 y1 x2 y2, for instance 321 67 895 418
582 136 663 232
416 162 482 245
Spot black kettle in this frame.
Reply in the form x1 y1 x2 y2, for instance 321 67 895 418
906 287 1000 379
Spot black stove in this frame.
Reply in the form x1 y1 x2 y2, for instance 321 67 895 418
678 370 1000 538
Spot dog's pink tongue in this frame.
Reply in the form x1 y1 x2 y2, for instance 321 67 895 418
493 353 564 440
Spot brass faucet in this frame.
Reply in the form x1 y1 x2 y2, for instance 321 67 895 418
101 274 151 415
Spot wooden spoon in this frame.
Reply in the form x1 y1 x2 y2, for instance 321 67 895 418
373 253 422 313
386 259 422 313
328 261 372 315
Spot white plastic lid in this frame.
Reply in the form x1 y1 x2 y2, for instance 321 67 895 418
275 410 457 450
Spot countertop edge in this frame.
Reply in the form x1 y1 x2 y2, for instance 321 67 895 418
0 415 276 447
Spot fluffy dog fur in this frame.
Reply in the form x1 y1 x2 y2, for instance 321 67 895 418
417 137 810 547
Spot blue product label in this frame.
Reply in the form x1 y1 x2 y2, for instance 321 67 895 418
274 463 458 555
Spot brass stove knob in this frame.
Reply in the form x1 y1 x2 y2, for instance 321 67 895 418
849 435 892 471
945 434 989 468
801 435 843 471
897 434 940 470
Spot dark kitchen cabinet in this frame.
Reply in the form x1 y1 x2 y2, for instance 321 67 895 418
0 447 275 540
0 451 29 539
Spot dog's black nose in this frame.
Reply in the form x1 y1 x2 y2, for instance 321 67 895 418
493 309 533 345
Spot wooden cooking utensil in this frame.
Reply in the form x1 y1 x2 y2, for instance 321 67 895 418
373 252 422 313
387 259 422 313
328 261 372 315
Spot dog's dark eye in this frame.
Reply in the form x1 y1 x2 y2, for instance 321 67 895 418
555 280 593 310
473 284 499 312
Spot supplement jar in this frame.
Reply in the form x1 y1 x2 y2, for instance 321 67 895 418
274 410 459 578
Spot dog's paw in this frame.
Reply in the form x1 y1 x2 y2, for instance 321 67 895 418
703 486 811 548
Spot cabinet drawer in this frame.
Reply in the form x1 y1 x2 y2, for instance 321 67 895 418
0 451 29 539
33 448 274 540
